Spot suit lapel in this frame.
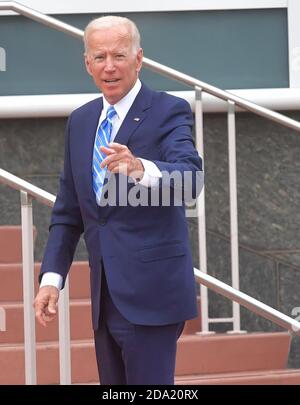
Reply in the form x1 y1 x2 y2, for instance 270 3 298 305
113 83 153 146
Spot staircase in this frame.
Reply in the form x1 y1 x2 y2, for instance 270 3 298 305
1 225 300 385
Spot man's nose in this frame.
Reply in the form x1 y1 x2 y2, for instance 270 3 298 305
104 57 116 71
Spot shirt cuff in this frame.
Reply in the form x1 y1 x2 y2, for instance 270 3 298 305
40 272 63 290
136 158 162 187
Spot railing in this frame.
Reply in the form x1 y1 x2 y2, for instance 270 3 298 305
0 306 6 331
1 1 300 382
0 169 71 385
1 167 300 385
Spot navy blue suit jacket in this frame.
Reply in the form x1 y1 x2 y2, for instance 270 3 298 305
40 83 204 329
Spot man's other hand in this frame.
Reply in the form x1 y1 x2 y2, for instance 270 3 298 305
34 286 59 327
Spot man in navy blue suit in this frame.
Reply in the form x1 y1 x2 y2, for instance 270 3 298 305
34 15 204 385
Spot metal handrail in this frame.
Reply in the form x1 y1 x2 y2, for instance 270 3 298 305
194 269 300 334
1 1 300 132
1 168 300 335
0 168 73 385
1 168 55 207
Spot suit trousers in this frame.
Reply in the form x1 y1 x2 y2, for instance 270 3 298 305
93 269 185 385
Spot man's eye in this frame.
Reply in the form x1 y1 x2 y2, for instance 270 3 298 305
116 54 125 59
95 56 104 61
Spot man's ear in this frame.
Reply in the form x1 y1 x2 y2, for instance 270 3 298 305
84 54 92 76
136 48 143 73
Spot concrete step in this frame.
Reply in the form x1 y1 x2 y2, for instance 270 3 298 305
0 226 37 263
176 369 300 385
0 262 90 301
0 332 291 384
0 259 201 344
0 299 93 344
0 300 201 345
0 260 201 327
0 340 98 385
175 332 291 376
75 368 300 385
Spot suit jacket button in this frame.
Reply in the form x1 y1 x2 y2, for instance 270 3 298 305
99 218 106 226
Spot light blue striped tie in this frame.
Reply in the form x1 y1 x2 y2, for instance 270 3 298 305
92 105 117 204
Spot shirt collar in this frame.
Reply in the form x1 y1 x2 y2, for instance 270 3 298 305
102 79 142 121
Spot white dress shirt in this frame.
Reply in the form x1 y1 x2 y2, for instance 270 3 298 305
41 79 162 289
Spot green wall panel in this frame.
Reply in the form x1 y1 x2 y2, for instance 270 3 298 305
0 9 289 96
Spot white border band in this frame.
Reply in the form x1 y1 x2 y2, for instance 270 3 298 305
0 0 288 16
288 0 300 87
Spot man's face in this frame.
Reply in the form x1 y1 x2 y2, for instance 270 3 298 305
85 26 143 105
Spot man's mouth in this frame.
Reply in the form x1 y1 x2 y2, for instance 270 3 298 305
103 79 120 83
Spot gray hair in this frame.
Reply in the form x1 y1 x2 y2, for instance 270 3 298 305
84 16 141 55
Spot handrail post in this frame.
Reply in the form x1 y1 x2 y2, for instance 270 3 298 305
20 190 37 384
0 306 6 331
194 86 213 335
58 277 71 384
227 101 245 333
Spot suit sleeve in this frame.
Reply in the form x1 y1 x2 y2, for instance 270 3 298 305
39 114 84 288
152 98 204 201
